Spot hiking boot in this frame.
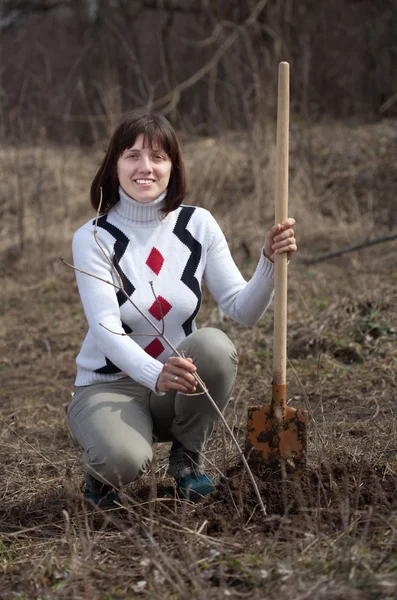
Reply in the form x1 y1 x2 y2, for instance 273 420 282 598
84 474 121 509
176 472 216 501
168 439 216 501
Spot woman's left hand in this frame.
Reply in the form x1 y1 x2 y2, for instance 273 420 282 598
263 217 297 263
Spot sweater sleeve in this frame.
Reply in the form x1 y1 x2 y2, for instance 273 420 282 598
203 213 274 326
72 226 164 392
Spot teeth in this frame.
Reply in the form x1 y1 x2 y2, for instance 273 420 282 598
136 179 154 184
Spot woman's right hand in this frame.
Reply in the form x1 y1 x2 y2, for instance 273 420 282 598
156 356 197 394
263 217 297 262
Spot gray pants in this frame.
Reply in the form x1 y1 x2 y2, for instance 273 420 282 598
67 328 238 487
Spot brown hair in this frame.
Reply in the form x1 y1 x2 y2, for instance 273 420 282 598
90 109 186 214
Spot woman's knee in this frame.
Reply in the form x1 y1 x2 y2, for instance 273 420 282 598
186 328 238 378
87 443 152 487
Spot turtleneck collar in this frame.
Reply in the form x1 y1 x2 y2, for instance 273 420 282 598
115 185 168 226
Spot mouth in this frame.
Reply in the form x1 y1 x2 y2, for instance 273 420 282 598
134 179 155 185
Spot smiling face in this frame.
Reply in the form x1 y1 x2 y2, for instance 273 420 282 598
116 134 172 203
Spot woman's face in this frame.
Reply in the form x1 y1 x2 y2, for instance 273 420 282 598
117 134 172 203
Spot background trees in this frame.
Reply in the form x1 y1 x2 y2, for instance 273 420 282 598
1 0 396 143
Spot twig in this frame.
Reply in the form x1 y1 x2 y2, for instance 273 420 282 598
99 323 156 337
94 190 122 288
149 280 165 336
304 232 397 265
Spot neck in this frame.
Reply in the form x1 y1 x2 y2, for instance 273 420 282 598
115 185 167 225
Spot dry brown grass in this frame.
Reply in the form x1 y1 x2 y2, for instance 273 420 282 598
0 119 396 599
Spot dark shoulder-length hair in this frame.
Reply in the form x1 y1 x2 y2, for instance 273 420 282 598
90 109 186 214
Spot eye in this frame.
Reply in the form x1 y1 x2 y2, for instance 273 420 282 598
152 153 165 161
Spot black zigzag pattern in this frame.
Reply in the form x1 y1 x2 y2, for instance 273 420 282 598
95 215 135 307
94 213 134 376
94 321 132 375
173 207 202 335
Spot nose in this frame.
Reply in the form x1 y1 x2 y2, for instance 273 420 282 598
137 154 152 173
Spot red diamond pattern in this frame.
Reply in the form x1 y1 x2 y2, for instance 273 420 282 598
146 247 164 275
148 296 172 321
144 338 165 359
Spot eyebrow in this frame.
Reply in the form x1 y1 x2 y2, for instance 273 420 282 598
124 147 164 154
124 146 167 154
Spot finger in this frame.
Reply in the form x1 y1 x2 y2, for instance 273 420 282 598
158 373 196 394
170 379 197 394
273 220 295 236
168 366 198 391
273 237 296 250
267 223 282 240
166 356 197 373
171 380 195 393
162 366 197 387
275 242 297 255
169 369 197 387
274 228 294 243
280 217 295 229
179 383 196 394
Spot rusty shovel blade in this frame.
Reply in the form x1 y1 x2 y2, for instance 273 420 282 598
245 384 308 469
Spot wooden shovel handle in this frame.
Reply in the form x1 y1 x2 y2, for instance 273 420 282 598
273 62 290 387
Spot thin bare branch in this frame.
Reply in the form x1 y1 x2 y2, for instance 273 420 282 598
93 188 124 287
99 323 157 338
149 280 165 336
59 257 120 291
305 232 397 265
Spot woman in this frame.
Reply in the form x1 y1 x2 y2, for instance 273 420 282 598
67 108 297 507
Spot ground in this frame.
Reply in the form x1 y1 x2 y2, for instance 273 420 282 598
0 118 396 599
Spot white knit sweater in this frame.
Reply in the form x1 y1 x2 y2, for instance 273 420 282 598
72 187 274 392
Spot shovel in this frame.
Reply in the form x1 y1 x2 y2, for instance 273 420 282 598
245 62 308 470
